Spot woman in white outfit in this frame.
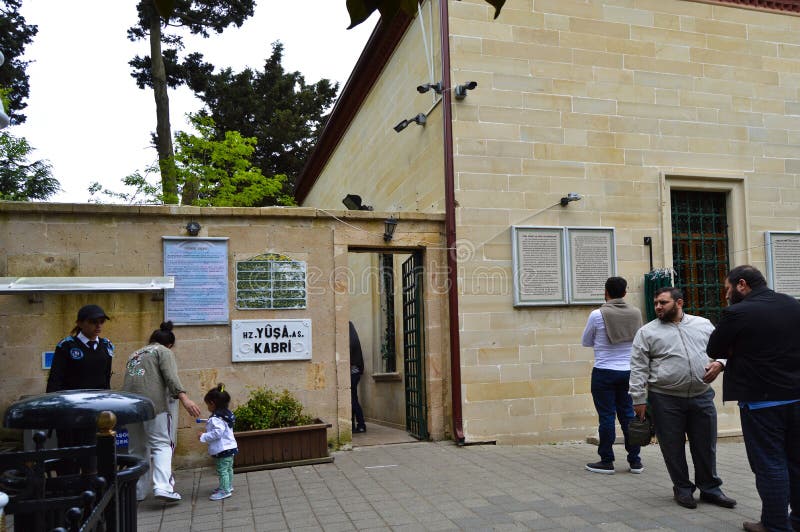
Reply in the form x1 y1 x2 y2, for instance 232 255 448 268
122 321 201 502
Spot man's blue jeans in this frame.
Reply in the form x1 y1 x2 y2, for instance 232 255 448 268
591 367 640 464
740 401 800 532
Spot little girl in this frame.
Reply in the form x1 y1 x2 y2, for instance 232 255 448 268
199 383 238 500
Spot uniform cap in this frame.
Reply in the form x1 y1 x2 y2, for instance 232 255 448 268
77 304 111 321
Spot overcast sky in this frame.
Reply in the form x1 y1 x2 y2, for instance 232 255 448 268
12 1 377 203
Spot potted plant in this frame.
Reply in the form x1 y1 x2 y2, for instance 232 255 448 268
232 388 332 472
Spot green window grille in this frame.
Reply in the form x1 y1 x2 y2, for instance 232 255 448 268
670 190 729 323
235 253 307 310
380 254 396 373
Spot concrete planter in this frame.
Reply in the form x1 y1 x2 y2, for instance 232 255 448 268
233 419 332 473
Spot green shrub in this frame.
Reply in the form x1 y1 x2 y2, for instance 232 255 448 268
233 387 313 431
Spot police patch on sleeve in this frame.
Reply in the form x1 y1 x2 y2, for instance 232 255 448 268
70 348 84 360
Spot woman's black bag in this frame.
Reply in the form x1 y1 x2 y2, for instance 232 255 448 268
628 415 654 447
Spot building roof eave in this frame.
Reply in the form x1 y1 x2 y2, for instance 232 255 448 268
295 13 413 205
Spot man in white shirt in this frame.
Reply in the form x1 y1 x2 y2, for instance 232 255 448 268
582 277 643 474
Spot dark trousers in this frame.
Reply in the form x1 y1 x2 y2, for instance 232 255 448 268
591 367 640 464
740 401 800 532
351 372 365 429
648 389 723 497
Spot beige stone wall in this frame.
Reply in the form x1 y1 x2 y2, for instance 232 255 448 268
447 0 800 442
302 1 446 213
0 203 446 464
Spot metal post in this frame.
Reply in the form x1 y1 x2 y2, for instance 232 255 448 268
96 410 118 531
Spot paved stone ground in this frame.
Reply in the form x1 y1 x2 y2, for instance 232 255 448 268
137 440 760 531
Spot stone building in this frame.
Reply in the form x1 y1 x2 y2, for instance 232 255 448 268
296 0 800 443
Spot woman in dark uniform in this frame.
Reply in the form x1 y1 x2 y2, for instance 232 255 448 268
46 304 114 468
47 304 114 393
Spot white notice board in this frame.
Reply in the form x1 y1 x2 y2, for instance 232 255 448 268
163 237 229 325
765 232 800 298
231 319 312 362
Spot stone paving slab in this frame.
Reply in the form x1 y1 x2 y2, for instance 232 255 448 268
137 441 759 531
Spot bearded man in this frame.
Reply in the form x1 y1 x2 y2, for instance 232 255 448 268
629 287 736 510
707 265 800 532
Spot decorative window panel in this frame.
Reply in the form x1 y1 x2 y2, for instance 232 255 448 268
235 253 307 310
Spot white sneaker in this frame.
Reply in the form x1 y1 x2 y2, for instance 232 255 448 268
209 490 231 501
153 488 181 502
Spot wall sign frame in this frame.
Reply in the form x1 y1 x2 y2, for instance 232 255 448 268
765 231 800 298
163 237 230 325
231 319 312 362
512 226 616 306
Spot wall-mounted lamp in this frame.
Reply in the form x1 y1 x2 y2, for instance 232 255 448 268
393 113 427 133
559 192 582 207
383 217 398 242
417 81 444 94
342 194 373 211
454 81 478 100
186 221 201 236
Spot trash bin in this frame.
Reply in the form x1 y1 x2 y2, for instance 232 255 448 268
1 390 155 532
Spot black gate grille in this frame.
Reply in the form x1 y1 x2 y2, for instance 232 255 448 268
402 251 428 440
670 190 730 323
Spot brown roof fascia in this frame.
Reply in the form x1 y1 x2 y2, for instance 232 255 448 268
295 13 413 204
685 0 800 13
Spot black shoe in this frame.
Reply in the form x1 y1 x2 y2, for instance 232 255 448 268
742 522 767 532
628 460 644 474
585 461 614 474
354 426 366 433
700 491 737 508
673 488 697 509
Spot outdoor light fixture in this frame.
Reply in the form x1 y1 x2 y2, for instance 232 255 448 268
560 192 582 207
186 221 201 236
416 81 444 94
342 194 373 211
454 81 478 100
393 113 427 133
383 217 398 242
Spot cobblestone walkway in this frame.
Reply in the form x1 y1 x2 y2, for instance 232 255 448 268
138 440 759 531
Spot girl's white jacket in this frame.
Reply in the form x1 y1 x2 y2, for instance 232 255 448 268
199 416 238 457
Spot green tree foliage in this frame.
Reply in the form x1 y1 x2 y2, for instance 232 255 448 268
88 165 164 205
181 42 338 202
345 0 506 28
0 0 38 124
128 0 255 204
0 132 59 200
174 114 294 207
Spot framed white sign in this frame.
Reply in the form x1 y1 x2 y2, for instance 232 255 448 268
765 232 800 298
163 237 229 325
512 226 568 306
512 226 616 306
231 319 312 362
567 227 616 305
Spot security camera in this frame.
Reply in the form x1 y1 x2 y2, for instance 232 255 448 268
454 81 478 100
417 82 443 94
394 119 409 132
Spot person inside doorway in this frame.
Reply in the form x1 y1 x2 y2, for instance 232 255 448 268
350 321 367 433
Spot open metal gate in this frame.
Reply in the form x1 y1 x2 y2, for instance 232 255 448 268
402 251 428 440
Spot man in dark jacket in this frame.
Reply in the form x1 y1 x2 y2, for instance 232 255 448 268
349 321 366 433
707 265 800 532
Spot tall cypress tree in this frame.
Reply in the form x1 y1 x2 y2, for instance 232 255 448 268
128 0 255 204
181 42 338 205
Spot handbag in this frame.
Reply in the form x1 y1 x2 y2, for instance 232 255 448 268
628 414 654 447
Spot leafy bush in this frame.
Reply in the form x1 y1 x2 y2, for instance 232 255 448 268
233 387 313 432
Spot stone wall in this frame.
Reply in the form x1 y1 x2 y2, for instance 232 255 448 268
448 0 800 442
0 202 447 465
